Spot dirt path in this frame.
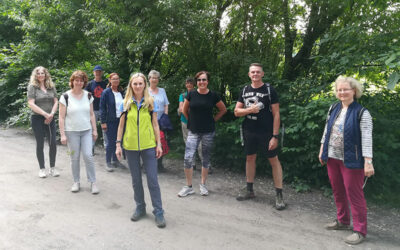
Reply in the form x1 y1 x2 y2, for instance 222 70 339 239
0 127 399 250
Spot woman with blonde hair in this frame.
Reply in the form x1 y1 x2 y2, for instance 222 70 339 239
59 70 99 194
27 66 59 178
116 73 166 228
319 76 374 245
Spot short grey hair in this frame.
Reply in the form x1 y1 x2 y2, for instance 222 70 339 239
148 70 160 79
334 76 363 99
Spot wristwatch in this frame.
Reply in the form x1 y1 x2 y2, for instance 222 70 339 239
272 134 279 139
366 160 373 164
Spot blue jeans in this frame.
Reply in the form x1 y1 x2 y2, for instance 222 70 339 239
184 131 215 169
126 148 164 216
105 119 120 163
65 129 96 183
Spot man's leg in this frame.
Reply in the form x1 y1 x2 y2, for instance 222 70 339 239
268 156 286 210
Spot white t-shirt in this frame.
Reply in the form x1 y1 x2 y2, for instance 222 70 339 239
59 90 94 131
113 91 123 118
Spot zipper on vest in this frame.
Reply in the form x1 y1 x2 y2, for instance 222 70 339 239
355 145 358 160
137 107 140 151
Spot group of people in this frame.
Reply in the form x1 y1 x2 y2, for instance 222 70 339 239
27 63 374 244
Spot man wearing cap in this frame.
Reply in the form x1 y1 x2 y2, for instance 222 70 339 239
86 65 108 153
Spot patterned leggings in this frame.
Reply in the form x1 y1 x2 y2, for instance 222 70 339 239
184 131 214 169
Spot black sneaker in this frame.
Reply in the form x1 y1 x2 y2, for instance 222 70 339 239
155 214 166 228
236 187 255 201
130 210 146 222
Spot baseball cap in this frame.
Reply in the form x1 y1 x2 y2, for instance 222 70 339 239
93 65 103 71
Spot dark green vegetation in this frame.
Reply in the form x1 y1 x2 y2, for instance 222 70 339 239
1 0 399 207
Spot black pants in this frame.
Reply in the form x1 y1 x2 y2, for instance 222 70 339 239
31 115 57 169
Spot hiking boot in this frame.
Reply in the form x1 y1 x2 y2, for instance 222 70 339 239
49 167 60 177
91 183 99 194
105 163 114 172
38 169 47 178
275 193 286 210
236 187 255 201
112 161 126 169
71 182 80 193
155 214 166 228
344 231 365 245
199 184 209 196
130 210 146 222
177 186 195 197
325 219 351 230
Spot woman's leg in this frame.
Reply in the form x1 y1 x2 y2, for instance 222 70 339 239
183 131 201 185
31 115 46 169
105 120 118 164
142 148 163 216
47 119 57 168
200 132 215 184
327 158 350 225
65 131 81 183
342 165 367 236
81 129 96 183
126 150 146 212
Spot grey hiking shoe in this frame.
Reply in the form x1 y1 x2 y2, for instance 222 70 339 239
131 210 146 222
105 163 114 172
155 214 166 228
178 186 195 197
275 193 286 210
325 219 351 230
236 187 255 201
199 184 209 196
344 231 365 245
112 161 126 169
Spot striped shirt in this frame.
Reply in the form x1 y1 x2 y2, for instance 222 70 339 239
321 108 373 160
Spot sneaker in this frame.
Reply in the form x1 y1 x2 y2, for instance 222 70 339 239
71 182 80 192
49 167 60 177
38 169 47 178
112 161 126 169
325 219 351 230
91 183 99 194
130 210 146 222
177 186 195 197
105 163 114 172
155 214 166 228
344 231 365 245
236 187 255 201
275 193 286 210
199 184 209 196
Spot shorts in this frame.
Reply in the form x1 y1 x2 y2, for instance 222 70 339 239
243 130 278 157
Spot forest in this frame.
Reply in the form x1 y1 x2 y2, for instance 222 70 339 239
1 0 399 207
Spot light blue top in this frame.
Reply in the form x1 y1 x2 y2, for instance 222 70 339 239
148 87 169 120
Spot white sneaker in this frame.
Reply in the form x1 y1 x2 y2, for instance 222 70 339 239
49 167 60 177
71 182 80 192
91 183 99 194
177 186 195 197
38 169 47 178
199 184 209 196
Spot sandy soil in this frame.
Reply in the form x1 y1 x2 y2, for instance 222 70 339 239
0 127 399 250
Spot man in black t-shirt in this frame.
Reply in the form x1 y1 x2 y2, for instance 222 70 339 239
86 65 108 153
234 63 286 210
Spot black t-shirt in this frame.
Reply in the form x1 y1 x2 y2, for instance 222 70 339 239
237 83 279 133
186 90 221 133
85 80 108 111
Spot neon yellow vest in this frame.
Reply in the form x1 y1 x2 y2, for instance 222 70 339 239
122 103 156 151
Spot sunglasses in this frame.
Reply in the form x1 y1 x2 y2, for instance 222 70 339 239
197 78 207 82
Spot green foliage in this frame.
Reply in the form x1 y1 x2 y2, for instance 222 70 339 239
1 0 400 207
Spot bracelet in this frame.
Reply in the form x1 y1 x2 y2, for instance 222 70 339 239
116 140 122 144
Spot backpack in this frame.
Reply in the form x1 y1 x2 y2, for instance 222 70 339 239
62 92 92 106
242 83 272 112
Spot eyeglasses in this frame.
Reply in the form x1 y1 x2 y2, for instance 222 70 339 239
337 88 353 93
197 78 207 82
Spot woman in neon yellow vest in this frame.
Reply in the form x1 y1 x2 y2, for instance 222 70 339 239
115 73 165 228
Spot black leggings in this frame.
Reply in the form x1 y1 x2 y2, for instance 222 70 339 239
31 115 57 169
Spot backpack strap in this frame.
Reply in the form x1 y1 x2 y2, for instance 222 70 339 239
358 107 366 123
326 102 340 124
265 82 272 112
63 93 69 106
